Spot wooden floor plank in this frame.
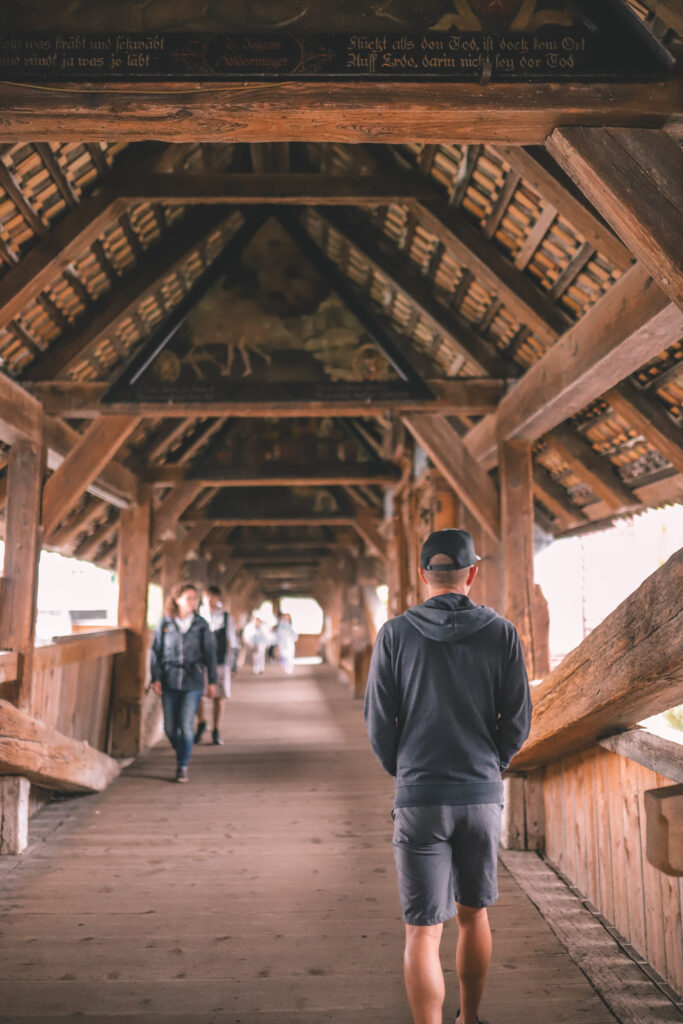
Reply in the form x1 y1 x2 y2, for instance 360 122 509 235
0 664 657 1022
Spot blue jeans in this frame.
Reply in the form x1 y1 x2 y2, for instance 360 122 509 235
161 689 203 768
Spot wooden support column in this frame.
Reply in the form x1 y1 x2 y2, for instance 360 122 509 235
387 500 410 616
463 508 503 613
160 537 184 605
0 434 45 713
500 439 536 674
501 769 546 852
499 439 550 679
110 489 152 758
0 776 30 855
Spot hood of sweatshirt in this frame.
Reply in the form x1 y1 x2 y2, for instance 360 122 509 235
403 592 497 642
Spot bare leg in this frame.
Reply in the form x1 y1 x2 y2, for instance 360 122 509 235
404 923 444 1024
455 904 491 1024
212 697 224 732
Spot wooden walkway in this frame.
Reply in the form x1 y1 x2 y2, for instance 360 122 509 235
0 663 670 1024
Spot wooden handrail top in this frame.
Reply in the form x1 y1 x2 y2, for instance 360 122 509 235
0 650 19 685
33 628 127 672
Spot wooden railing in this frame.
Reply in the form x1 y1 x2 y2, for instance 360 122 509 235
0 629 127 796
544 741 683 996
31 629 126 749
505 548 683 997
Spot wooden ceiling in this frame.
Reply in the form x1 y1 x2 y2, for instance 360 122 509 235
0 2 681 597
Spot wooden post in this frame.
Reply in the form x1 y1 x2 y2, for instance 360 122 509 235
499 439 545 678
0 776 30 855
0 434 45 713
501 769 546 852
110 488 152 758
160 536 184 604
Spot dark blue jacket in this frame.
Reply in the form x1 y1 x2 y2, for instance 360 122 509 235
364 593 532 807
151 614 217 692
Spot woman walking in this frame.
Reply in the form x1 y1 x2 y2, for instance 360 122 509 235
151 582 217 782
194 584 240 746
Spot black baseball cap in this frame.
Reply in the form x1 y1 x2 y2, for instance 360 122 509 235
420 529 481 571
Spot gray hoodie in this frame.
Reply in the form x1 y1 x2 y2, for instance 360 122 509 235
364 593 532 807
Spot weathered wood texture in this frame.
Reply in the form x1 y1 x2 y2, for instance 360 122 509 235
42 416 139 537
403 413 500 540
30 637 123 753
466 264 683 469
110 494 152 758
605 381 683 476
0 437 44 712
599 729 683 785
513 547 683 770
0 776 30 855
500 440 544 678
547 128 683 310
492 145 632 270
0 372 43 447
0 664 646 1022
543 746 683 996
45 416 137 508
0 699 120 792
0 80 679 145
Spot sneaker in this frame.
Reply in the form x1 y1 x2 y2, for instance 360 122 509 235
194 721 207 744
212 729 224 746
175 766 189 783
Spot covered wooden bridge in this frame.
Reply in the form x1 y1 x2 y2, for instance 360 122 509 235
0 0 683 1020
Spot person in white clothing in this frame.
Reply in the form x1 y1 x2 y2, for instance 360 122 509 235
275 613 299 674
249 617 271 674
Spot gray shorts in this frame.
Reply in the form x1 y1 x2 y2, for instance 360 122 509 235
392 803 503 926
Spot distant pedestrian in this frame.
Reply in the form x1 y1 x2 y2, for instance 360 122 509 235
151 582 217 783
195 585 240 746
248 617 271 674
275 613 298 674
365 529 532 1024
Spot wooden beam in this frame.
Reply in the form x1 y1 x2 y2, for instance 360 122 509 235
513 547 683 770
0 193 123 333
465 264 683 469
142 462 401 487
44 416 137 508
182 515 358 529
115 172 437 205
500 440 539 677
41 416 139 537
28 378 506 418
110 493 152 758
153 484 205 544
73 515 119 562
23 208 231 381
0 699 120 792
605 380 683 475
350 508 387 560
0 80 679 146
547 128 683 309
0 371 43 446
598 729 683 785
492 145 632 270
317 207 513 378
532 464 588 531
402 413 500 541
548 424 637 512
0 436 44 712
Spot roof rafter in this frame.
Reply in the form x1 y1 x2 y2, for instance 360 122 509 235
546 127 683 311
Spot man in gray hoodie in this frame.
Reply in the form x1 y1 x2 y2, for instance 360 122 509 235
364 529 531 1024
